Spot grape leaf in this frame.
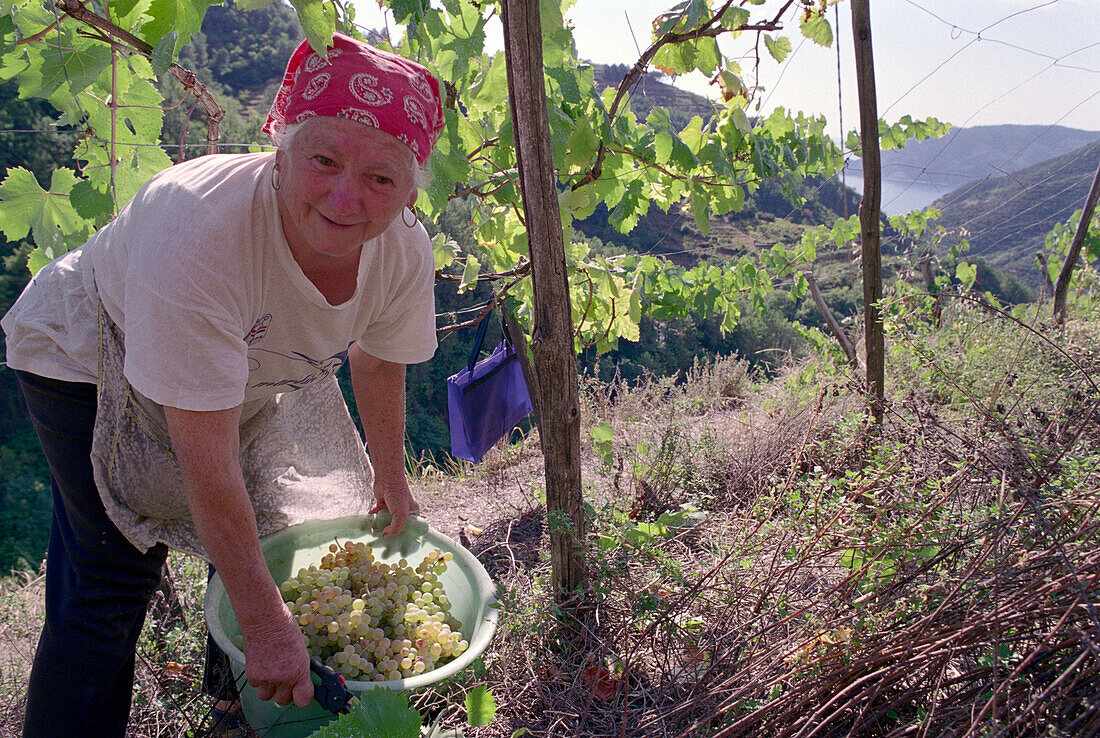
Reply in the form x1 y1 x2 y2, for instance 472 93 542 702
142 0 217 51
465 686 496 728
0 167 84 252
22 41 112 101
0 48 30 85
308 689 421 738
564 119 599 173
800 14 833 47
459 254 480 293
716 6 750 31
539 0 570 66
692 36 721 76
151 30 176 76
69 180 115 221
431 234 459 270
654 130 674 166
26 247 52 275
8 0 54 39
763 34 792 63
109 0 153 24
288 0 335 56
791 271 808 300
438 0 486 80
955 261 977 290
388 0 429 24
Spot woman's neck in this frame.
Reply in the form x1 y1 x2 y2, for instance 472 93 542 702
299 252 361 306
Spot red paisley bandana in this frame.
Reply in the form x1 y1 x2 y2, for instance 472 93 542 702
263 33 444 168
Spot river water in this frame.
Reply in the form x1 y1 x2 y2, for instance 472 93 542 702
840 172 956 216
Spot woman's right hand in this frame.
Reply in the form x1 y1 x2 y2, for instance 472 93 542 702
241 601 314 708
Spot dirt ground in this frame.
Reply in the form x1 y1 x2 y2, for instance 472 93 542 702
412 444 546 544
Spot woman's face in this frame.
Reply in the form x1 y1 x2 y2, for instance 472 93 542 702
275 117 419 269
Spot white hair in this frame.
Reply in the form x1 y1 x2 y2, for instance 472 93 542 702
272 120 431 191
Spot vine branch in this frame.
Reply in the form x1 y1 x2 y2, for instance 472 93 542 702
54 0 225 154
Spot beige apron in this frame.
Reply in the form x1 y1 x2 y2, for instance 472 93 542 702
89 302 375 559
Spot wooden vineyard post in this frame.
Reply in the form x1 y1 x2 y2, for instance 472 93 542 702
501 0 587 601
1052 157 1100 326
851 0 885 424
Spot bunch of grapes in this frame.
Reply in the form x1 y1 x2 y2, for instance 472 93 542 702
278 541 469 680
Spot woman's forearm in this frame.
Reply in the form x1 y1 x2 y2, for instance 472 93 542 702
162 405 283 626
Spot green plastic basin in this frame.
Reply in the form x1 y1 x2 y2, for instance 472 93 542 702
204 514 498 737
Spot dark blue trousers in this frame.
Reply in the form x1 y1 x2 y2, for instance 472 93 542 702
16 370 240 736
16 370 168 736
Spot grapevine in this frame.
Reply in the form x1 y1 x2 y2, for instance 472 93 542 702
278 541 469 681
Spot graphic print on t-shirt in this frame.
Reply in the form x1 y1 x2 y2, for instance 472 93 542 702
247 342 354 390
246 314 272 345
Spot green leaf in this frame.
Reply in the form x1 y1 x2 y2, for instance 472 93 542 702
69 180 115 221
0 167 84 254
840 548 865 573
690 189 710 235
23 42 112 101
791 271 808 300
627 521 667 544
235 0 274 9
459 255 480 292
26 247 51 275
955 261 977 289
563 118 599 174
654 130 674 164
539 0 570 66
465 686 497 728
800 13 833 47
651 39 692 77
308 689 421 738
142 0 216 51
656 505 706 529
431 234 459 270
763 34 792 63
288 0 336 56
716 6 750 31
590 421 613 445
8 1 54 39
558 186 597 224
0 11 15 37
110 0 146 20
151 30 177 76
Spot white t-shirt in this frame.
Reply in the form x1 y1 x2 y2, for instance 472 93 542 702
2 152 437 418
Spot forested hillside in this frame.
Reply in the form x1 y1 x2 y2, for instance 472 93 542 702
931 137 1100 287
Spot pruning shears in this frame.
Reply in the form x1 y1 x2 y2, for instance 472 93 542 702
309 656 354 715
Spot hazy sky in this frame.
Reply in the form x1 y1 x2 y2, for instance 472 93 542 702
354 0 1100 135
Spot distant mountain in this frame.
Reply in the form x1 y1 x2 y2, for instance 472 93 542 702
930 138 1100 287
592 64 717 131
849 125 1099 190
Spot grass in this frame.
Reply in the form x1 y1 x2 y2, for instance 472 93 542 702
0 270 1097 736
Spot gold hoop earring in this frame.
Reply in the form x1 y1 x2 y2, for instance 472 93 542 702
270 164 281 191
402 207 418 228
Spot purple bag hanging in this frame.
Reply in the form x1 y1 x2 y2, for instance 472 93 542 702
447 312 534 463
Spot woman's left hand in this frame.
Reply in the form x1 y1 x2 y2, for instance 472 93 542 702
371 476 421 535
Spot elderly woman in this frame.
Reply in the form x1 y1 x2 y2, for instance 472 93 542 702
0 33 443 736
